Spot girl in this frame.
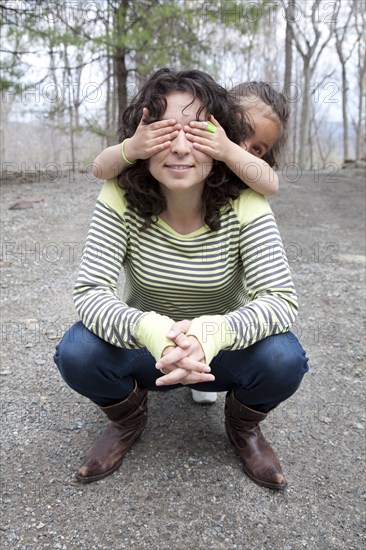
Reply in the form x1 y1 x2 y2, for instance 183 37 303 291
55 69 308 490
188 81 289 404
91 89 281 196
92 80 290 406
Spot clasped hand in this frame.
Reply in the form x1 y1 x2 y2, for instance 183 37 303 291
155 320 215 386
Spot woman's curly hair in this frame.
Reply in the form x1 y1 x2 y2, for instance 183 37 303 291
230 81 289 168
117 68 249 231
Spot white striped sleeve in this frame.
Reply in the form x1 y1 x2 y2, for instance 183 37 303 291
224 212 298 349
73 200 145 348
73 199 174 358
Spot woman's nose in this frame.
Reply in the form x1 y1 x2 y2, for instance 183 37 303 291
171 129 192 155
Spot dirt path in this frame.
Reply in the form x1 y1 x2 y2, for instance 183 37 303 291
1 167 365 549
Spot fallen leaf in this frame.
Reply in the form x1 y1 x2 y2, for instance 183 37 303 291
9 197 44 210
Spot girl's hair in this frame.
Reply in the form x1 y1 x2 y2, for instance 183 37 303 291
230 81 289 168
117 68 248 231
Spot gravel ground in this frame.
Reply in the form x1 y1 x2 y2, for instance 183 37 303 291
1 167 365 549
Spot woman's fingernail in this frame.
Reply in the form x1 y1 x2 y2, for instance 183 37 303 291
204 367 211 372
156 362 162 369
156 379 163 386
166 331 175 337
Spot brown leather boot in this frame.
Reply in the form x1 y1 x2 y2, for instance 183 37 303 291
225 390 287 490
75 381 148 483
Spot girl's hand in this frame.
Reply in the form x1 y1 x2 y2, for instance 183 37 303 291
184 115 233 162
125 108 181 161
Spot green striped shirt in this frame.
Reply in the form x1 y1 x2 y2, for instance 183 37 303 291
73 180 298 363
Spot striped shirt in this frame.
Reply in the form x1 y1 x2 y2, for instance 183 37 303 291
73 180 298 363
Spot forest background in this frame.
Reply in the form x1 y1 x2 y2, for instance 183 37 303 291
1 0 365 177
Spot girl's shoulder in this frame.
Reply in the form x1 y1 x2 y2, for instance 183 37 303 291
228 189 273 225
97 179 129 217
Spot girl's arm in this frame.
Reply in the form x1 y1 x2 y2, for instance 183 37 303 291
92 143 128 180
185 116 279 195
218 141 279 195
92 108 181 180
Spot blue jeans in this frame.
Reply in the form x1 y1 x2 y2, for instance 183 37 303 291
54 321 309 412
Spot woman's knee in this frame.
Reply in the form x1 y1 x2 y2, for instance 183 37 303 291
54 322 102 385
260 332 309 392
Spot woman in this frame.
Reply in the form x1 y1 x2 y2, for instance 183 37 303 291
54 68 308 490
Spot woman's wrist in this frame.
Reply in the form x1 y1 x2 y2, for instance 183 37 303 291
137 312 176 361
186 315 235 365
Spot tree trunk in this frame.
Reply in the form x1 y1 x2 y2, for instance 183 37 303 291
73 52 83 130
284 0 294 91
112 72 118 139
105 1 113 146
63 44 75 170
48 47 60 163
113 0 129 131
341 63 349 160
283 0 295 164
106 54 112 145
114 49 128 130
312 109 326 166
355 61 365 160
298 59 311 168
355 31 366 160
334 2 354 163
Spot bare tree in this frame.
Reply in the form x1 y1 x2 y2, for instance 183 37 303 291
282 0 340 168
283 0 295 93
283 0 295 163
353 0 366 161
334 1 357 161
104 0 115 146
110 0 129 129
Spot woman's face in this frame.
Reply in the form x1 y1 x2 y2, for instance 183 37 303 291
148 92 213 195
241 101 281 158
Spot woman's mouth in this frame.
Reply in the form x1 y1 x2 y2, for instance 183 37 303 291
165 164 193 171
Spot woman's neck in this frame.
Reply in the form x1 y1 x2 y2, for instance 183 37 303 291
160 188 205 234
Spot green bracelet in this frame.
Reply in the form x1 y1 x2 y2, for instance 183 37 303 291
121 139 136 165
